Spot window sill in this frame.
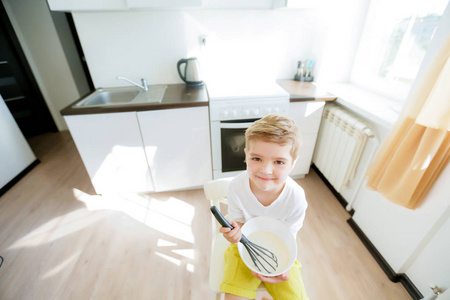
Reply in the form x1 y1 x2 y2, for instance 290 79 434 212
323 83 403 129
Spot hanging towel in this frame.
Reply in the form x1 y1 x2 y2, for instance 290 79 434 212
365 35 450 209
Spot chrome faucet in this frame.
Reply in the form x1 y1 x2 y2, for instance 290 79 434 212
117 76 148 91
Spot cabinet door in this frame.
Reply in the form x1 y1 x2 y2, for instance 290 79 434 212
138 107 212 192
204 0 273 9
289 101 324 177
64 112 153 194
0 95 36 189
127 0 203 9
47 0 127 11
272 0 318 9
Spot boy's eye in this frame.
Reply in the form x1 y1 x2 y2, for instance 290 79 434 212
252 157 261 161
275 161 285 165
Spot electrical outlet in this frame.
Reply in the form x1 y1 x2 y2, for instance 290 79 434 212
199 35 208 46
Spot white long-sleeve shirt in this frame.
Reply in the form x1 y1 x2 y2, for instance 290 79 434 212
227 171 308 236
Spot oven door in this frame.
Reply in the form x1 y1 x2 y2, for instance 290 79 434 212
211 119 258 179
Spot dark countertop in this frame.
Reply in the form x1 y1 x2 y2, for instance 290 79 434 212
60 83 208 116
276 79 337 102
61 80 335 116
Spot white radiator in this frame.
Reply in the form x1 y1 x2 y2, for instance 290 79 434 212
313 104 374 195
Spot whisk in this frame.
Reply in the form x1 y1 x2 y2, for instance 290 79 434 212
210 206 278 274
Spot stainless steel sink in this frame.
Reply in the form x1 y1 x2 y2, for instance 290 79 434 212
84 89 139 105
73 86 167 108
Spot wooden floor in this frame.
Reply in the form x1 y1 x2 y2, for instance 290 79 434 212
0 131 411 300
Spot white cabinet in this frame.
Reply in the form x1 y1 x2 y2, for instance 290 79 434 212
47 0 293 11
47 0 202 11
272 0 319 9
289 101 325 177
47 0 127 11
138 107 212 192
127 0 203 9
64 112 154 194
0 95 36 190
65 107 212 194
204 0 273 9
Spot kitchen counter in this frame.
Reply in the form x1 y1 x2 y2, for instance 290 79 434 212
61 83 208 116
61 81 335 116
276 79 337 102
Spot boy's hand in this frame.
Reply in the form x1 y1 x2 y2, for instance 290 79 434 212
251 271 289 284
219 221 242 244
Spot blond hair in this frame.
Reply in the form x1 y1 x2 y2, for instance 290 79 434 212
245 114 301 159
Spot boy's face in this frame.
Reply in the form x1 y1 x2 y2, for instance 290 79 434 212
244 139 297 194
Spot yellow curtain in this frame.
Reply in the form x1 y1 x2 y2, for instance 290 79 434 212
365 35 450 210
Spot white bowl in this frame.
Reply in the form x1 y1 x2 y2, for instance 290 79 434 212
238 216 297 277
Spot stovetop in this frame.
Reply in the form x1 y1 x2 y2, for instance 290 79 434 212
206 81 289 102
207 81 289 121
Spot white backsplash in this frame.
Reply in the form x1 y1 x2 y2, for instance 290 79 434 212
73 9 320 88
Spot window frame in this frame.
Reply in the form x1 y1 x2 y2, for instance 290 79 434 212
349 0 447 102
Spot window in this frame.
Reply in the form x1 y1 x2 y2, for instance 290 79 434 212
350 0 448 101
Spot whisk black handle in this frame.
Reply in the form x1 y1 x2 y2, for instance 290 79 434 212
210 206 233 228
210 206 249 244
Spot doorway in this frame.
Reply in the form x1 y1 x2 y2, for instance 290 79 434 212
0 3 57 138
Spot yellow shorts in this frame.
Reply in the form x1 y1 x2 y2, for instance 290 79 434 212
220 244 309 300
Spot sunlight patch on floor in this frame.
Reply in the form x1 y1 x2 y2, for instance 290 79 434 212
172 249 195 260
41 251 80 279
8 208 105 250
157 239 177 247
73 188 197 269
73 189 196 245
154 252 195 273
147 196 194 226
74 189 149 222
187 263 195 273
155 251 181 266
144 197 195 244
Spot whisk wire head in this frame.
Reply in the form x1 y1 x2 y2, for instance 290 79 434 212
244 240 278 274
209 206 280 275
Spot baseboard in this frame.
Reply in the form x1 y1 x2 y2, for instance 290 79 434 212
311 164 355 216
0 159 40 198
347 218 423 300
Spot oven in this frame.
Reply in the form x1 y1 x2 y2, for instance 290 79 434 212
208 83 289 179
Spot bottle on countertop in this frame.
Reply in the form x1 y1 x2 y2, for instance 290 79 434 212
296 61 305 78
305 59 314 77
294 59 314 82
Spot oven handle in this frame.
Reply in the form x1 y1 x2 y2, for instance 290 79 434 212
220 122 255 129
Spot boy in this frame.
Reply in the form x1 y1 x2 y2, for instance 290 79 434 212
219 113 309 300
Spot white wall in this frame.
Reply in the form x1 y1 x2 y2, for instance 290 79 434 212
50 11 91 97
351 118 450 267
0 95 36 189
313 0 370 84
404 204 450 295
2 0 82 131
72 1 371 89
72 9 323 88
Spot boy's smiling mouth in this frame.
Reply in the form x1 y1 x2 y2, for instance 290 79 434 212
257 176 275 181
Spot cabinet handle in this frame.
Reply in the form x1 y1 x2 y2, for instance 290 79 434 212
4 96 25 102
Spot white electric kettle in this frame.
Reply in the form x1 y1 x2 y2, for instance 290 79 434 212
177 57 204 87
